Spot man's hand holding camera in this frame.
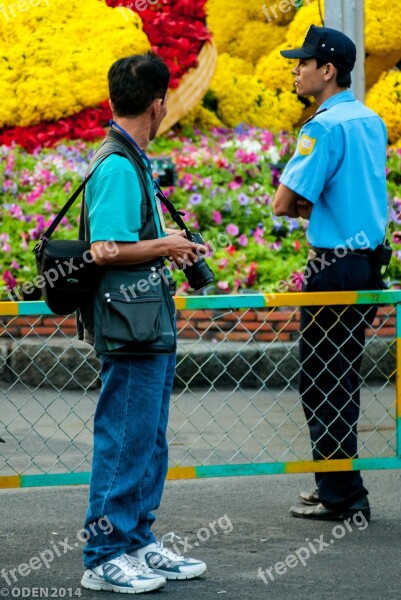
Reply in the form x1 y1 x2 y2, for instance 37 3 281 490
166 232 208 268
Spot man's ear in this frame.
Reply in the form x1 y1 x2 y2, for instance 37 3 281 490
151 98 163 117
323 63 337 82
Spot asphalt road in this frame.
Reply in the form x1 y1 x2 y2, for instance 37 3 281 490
1 470 401 600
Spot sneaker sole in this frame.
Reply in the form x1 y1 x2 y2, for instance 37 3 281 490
291 508 371 522
298 497 320 506
151 565 207 580
81 573 166 594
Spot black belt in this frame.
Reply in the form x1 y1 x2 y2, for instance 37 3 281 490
310 246 371 256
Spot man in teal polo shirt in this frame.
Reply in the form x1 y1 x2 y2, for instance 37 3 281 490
80 54 207 593
274 26 388 521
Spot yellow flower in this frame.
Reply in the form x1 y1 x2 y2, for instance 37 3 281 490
366 71 401 144
365 0 401 55
207 0 295 58
211 54 255 97
236 21 287 66
0 0 150 128
181 105 224 129
256 43 297 93
285 0 324 48
210 53 303 130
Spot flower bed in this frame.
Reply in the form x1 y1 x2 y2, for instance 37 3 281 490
2 127 401 299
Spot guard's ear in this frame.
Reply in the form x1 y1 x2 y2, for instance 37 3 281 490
323 63 337 82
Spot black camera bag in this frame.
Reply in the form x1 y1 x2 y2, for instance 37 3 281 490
33 156 109 315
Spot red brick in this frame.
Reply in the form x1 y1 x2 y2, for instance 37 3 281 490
215 332 251 342
237 321 274 333
276 322 300 332
177 310 215 320
254 332 291 342
375 326 396 338
178 330 201 340
259 311 297 322
20 327 56 337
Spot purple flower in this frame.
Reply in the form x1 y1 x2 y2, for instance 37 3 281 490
189 193 202 206
238 193 249 206
238 234 249 247
226 224 239 237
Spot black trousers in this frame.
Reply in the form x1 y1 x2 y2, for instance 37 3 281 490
299 252 378 510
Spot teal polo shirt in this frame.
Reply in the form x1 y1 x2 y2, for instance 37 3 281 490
280 91 388 250
85 154 165 242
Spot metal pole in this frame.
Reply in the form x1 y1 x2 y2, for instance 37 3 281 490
325 0 366 102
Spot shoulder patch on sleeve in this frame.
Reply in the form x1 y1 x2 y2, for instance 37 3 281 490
298 134 317 156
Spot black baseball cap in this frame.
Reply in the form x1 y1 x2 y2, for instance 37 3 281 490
280 25 357 73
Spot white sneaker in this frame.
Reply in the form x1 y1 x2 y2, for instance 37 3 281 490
130 532 207 580
81 553 166 594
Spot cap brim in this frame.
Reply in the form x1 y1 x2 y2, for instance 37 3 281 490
280 48 314 60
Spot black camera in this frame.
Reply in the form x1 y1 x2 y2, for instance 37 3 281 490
183 232 215 291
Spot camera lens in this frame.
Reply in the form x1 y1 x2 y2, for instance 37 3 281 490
184 259 215 290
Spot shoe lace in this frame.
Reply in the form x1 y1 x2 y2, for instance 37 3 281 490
156 532 184 560
113 553 150 577
127 555 153 574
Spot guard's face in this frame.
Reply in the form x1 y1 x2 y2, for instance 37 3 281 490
292 58 327 98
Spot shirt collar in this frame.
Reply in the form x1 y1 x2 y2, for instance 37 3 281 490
319 90 355 112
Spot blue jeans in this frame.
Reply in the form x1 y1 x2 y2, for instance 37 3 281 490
83 352 176 568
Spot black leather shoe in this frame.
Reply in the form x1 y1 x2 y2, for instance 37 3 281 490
290 497 370 521
299 489 319 505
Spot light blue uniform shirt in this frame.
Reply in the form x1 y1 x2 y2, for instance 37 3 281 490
280 91 388 250
85 154 165 242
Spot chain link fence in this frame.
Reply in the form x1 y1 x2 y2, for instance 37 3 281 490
0 291 400 485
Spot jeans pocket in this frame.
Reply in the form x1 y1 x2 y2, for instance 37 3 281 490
102 290 162 344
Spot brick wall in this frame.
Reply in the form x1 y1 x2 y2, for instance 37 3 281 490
1 306 396 341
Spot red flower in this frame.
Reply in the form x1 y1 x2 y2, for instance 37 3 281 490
245 262 258 287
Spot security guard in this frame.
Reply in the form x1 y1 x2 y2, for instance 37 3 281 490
273 26 388 521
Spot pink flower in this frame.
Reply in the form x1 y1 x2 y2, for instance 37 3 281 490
179 174 194 191
235 149 258 164
217 281 229 291
238 234 248 247
5 152 15 175
11 260 20 270
2 270 17 290
228 176 244 190
226 224 239 237
289 271 305 292
212 210 223 225
260 130 274 149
